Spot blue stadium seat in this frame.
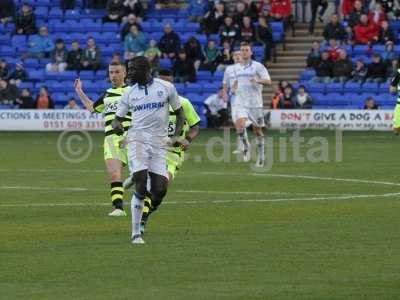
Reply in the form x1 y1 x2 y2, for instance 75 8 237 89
24 58 41 68
353 45 370 56
203 82 220 93
65 20 82 33
148 32 163 42
362 82 379 94
372 44 385 55
159 58 172 69
0 46 13 56
19 82 34 90
11 35 26 48
58 71 77 81
141 21 152 32
313 94 331 107
300 69 316 81
29 70 44 81
343 81 362 94
197 70 211 81
183 22 200 33
175 83 185 94
80 19 102 32
34 7 48 19
185 83 203 93
212 71 223 82
36 0 51 6
328 93 350 107
102 22 119 33
306 82 325 94
44 71 59 80
378 82 390 94
390 20 400 31
94 70 107 80
78 70 95 80
48 8 63 19
326 82 343 94
52 20 66 32
64 9 81 20
272 32 283 42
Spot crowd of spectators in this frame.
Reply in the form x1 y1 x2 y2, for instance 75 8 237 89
271 81 314 109
305 0 400 86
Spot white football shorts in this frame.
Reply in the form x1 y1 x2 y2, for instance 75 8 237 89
127 140 168 178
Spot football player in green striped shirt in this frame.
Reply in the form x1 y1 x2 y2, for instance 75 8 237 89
123 69 200 232
74 61 131 216
390 68 400 134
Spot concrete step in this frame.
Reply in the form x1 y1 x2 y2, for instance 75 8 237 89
277 49 309 56
285 36 323 43
269 67 303 74
268 62 306 68
295 23 324 29
274 55 307 62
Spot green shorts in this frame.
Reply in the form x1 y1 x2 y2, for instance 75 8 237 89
166 150 184 179
394 104 400 129
104 134 128 164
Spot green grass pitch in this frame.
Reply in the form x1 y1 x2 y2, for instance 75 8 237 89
0 130 399 299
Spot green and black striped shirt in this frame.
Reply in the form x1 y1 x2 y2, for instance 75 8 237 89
93 85 132 136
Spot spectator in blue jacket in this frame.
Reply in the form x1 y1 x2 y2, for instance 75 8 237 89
24 26 54 59
124 24 147 60
188 0 208 22
159 23 181 59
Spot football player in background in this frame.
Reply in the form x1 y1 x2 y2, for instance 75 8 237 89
235 42 272 167
222 48 247 155
74 61 130 217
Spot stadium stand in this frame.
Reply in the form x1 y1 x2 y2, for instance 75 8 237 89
0 0 285 128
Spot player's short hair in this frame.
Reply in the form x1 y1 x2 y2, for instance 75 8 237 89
240 41 251 48
158 69 173 77
109 61 125 67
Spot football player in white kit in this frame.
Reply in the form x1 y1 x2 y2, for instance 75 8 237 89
112 57 185 244
222 48 250 156
235 42 271 167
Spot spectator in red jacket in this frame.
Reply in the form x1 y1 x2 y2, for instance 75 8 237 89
354 14 379 45
270 0 293 33
270 0 291 18
327 39 341 62
342 0 356 17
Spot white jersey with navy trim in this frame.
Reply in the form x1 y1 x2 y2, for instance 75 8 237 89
116 78 181 142
235 60 270 108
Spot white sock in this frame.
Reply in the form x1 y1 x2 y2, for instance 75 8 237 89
131 192 144 237
256 136 265 162
238 128 249 152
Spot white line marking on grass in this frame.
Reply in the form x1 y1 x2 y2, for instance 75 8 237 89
0 168 105 173
199 171 400 187
0 186 90 192
1 192 400 208
0 185 362 197
174 190 359 197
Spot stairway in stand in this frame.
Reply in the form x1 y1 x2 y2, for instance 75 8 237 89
263 22 324 107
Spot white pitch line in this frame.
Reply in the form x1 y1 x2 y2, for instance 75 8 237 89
1 192 400 208
199 171 400 187
0 185 362 197
174 190 359 197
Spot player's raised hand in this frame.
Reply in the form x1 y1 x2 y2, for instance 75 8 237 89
74 78 82 92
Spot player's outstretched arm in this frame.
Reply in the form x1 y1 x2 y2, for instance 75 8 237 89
74 78 94 112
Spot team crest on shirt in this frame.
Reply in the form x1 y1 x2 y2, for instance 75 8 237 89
157 90 164 98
